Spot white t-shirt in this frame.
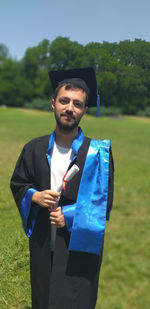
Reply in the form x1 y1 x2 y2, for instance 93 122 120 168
50 142 73 251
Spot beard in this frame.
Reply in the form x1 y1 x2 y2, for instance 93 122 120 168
54 112 81 132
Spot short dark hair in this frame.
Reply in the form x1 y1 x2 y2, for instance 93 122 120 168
54 78 90 105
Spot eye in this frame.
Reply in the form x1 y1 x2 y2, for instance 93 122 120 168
59 98 68 104
74 101 83 109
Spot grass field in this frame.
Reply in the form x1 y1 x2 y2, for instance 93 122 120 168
0 107 150 309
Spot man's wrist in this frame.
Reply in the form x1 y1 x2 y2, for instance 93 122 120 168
32 191 40 204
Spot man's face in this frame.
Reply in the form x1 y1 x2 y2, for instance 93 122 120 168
52 85 88 132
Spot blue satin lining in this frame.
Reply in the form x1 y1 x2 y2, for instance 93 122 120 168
21 188 39 236
62 139 110 254
46 127 85 165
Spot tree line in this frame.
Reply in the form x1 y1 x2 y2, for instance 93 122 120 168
0 37 150 115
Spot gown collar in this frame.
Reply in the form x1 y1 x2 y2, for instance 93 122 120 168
47 127 85 156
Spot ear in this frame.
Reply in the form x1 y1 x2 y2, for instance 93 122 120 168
52 99 55 110
84 106 88 114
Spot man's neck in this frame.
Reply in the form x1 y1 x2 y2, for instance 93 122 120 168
55 126 78 148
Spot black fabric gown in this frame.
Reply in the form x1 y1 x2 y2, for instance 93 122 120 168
10 134 114 309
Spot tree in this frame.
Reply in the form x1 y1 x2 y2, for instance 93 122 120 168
0 43 9 58
117 65 147 114
0 38 150 113
97 71 118 107
49 37 85 70
22 39 52 100
0 58 33 107
23 39 51 80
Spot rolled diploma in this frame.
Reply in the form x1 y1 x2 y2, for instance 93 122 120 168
55 164 80 192
50 165 80 244
49 164 80 211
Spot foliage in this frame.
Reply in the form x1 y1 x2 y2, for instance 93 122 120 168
25 98 52 111
137 106 150 117
49 36 85 70
87 106 122 117
0 43 9 58
0 108 150 309
0 58 34 107
100 106 122 116
0 38 150 114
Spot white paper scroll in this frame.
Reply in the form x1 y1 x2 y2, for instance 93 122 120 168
56 164 80 192
49 164 79 211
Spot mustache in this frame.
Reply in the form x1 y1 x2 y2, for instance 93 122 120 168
60 112 76 119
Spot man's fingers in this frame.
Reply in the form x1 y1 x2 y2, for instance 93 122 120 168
44 194 58 202
49 207 61 217
50 208 66 228
44 197 58 204
49 213 59 220
46 190 60 198
32 190 60 208
42 193 60 207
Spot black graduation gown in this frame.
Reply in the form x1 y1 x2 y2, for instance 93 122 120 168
10 134 114 309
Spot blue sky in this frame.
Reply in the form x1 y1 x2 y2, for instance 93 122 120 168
0 0 150 60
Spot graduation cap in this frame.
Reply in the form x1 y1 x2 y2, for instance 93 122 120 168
48 67 100 116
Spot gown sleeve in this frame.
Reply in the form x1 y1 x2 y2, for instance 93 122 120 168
10 144 40 236
106 147 114 220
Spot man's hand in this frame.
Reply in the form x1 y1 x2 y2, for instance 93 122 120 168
49 206 66 228
32 190 60 209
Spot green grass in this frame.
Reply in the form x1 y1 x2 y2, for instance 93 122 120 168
0 107 150 309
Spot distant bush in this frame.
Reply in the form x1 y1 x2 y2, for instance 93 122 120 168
86 107 97 116
87 106 122 117
137 107 150 117
25 98 52 111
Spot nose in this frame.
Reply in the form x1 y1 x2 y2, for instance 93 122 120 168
66 101 74 113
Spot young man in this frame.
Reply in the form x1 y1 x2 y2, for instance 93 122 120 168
10 67 114 309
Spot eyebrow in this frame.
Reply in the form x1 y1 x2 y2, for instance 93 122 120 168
59 96 69 100
59 96 84 104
